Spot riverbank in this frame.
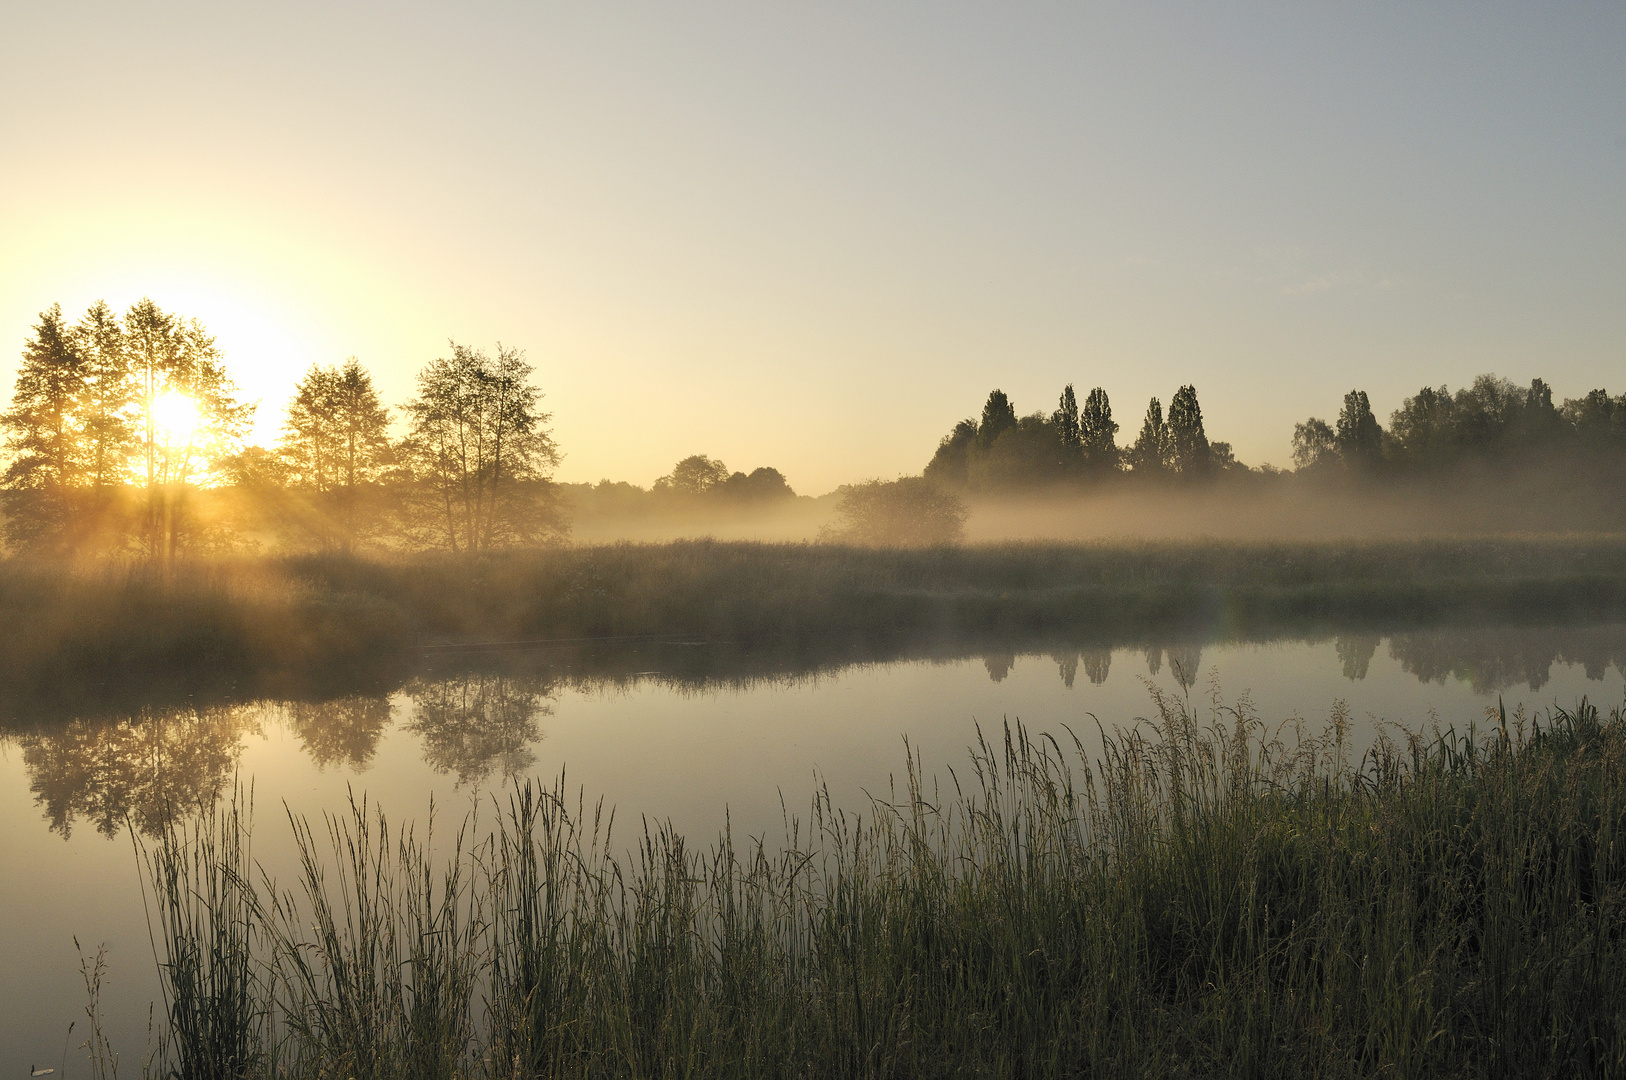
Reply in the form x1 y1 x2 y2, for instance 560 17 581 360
7 537 1626 718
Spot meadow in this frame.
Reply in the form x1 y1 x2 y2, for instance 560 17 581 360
6 536 1626 720
100 691 1626 1079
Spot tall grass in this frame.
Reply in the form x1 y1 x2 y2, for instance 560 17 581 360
123 692 1626 1077
10 537 1626 721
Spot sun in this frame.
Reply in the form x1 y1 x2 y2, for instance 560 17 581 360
152 390 201 444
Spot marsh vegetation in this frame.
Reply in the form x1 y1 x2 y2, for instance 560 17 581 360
91 694 1626 1078
7 537 1626 719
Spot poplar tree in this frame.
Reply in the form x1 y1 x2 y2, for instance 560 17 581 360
1052 384 1080 449
1166 384 1211 475
1079 386 1119 471
1128 397 1168 473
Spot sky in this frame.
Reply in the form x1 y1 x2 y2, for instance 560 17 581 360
1 2 1622 492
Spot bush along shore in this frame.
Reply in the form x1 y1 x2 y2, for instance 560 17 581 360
8 537 1626 714
99 692 1626 1079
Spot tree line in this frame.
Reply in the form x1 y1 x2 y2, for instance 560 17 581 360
925 383 1242 490
925 375 1626 492
1292 375 1626 476
1 300 563 556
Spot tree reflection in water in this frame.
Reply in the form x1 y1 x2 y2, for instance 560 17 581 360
287 695 394 771
19 705 262 838
1387 626 1626 694
1166 645 1203 691
1336 635 1381 680
403 673 554 786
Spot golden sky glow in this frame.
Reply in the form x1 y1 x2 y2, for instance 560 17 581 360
2 5 1622 493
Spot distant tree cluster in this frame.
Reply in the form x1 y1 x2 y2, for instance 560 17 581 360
823 476 968 546
652 455 796 501
1 300 564 556
1293 375 1626 477
925 383 1241 490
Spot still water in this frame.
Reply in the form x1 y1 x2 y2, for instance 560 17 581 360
4 624 1625 1067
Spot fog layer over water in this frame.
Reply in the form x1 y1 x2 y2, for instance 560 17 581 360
3 623 1624 1065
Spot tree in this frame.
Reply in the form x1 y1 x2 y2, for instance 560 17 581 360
1388 386 1455 465
1052 384 1080 449
1 305 88 550
280 357 393 547
72 301 134 498
977 390 1017 448
822 476 968 546
1079 387 1119 472
1564 389 1620 451
654 454 730 495
1166 385 1210 475
924 418 978 487
400 341 563 553
1517 378 1565 447
1335 389 1383 469
1128 397 1168 473
1292 418 1337 470
717 466 796 500
123 298 253 558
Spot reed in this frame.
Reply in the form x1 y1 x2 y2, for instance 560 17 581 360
112 689 1626 1078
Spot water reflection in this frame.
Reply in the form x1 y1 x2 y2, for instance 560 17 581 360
18 706 262 838
1387 627 1626 694
404 673 555 786
289 695 394 771
9 622 1626 838
1336 635 1381 680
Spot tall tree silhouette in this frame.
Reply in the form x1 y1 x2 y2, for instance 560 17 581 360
1079 387 1119 471
1166 385 1210 475
280 357 392 548
400 342 562 553
1335 389 1383 469
977 390 1017 448
1 305 87 549
1052 384 1080 450
123 299 252 558
1128 397 1168 473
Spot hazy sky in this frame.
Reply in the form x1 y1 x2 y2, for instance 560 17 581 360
2 3 1622 491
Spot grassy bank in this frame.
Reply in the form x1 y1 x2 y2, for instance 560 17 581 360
8 537 1626 716
113 694 1626 1078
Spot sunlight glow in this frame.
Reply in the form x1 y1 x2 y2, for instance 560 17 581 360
152 390 200 445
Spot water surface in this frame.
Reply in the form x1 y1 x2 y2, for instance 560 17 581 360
4 623 1624 1067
